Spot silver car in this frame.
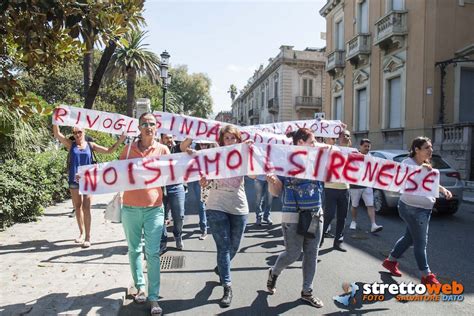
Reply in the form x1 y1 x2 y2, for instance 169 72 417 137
369 150 464 215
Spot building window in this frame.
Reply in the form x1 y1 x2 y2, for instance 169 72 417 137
274 74 279 99
334 96 343 120
358 0 369 33
459 67 474 122
388 77 402 128
303 78 313 97
261 87 265 109
335 19 344 50
390 0 404 11
356 88 368 131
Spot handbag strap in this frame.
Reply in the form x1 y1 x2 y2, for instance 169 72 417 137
290 187 301 210
125 137 134 160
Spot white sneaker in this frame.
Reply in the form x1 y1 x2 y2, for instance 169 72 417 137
349 221 357 230
371 224 383 233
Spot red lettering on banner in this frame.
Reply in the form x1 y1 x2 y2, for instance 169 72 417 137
405 169 421 192
287 150 308 177
143 158 162 185
103 167 118 185
241 131 250 142
86 114 100 128
75 111 82 125
204 153 221 175
114 118 126 130
343 153 364 183
362 161 380 182
333 125 342 136
84 168 98 192
126 120 136 134
196 121 209 137
325 151 346 182
54 107 68 123
310 122 318 132
184 157 202 181
153 114 162 129
103 118 113 129
168 159 176 181
226 149 242 170
376 162 395 187
207 124 220 141
253 133 263 143
266 137 275 144
313 147 325 178
170 116 176 131
248 146 255 172
180 118 194 135
320 122 329 135
128 162 135 184
422 171 437 192
394 165 409 185
264 144 284 172
295 123 307 129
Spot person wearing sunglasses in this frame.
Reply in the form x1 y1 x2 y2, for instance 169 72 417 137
199 125 255 308
119 113 170 315
52 125 126 248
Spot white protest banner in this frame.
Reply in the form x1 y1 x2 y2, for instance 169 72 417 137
78 143 440 198
52 105 140 136
241 119 344 138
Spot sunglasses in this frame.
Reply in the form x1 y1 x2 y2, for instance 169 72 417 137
224 136 237 141
140 122 156 128
73 131 83 135
343 134 351 138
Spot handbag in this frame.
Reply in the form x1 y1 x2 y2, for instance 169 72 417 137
292 189 322 239
104 140 133 223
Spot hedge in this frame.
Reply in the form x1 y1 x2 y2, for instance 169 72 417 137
0 149 70 229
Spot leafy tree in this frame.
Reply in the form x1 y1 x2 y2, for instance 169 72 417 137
167 65 213 118
0 0 144 118
106 30 160 117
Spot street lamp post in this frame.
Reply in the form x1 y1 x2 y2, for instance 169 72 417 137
160 51 171 112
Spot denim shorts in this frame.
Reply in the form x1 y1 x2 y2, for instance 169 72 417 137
69 183 79 189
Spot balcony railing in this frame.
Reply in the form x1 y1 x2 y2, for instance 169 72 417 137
326 49 345 74
295 96 322 112
346 33 371 64
268 98 279 113
374 11 407 49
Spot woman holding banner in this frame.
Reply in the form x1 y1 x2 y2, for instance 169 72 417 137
382 137 452 285
52 125 125 248
265 128 325 308
119 113 170 315
199 125 254 308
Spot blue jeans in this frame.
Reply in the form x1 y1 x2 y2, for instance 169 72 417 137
255 179 273 220
161 185 185 246
322 188 349 242
122 205 164 301
390 200 432 272
189 181 207 233
207 209 248 286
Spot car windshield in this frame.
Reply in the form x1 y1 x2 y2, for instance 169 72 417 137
393 154 451 169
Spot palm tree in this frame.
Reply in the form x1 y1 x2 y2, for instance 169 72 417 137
228 84 238 103
106 30 160 117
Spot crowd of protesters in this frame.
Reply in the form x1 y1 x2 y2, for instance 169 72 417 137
53 115 451 315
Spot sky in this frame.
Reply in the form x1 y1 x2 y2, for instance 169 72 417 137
143 0 327 116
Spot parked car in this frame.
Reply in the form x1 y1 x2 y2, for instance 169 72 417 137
369 150 463 215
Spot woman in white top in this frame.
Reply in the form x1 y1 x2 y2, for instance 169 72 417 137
382 137 452 285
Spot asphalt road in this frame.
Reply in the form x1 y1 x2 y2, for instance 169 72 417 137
120 202 474 315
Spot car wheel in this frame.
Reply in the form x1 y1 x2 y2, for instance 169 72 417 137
373 189 389 214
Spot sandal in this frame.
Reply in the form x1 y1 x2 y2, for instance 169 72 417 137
301 290 324 308
75 236 85 243
81 241 91 248
134 290 147 304
150 301 162 315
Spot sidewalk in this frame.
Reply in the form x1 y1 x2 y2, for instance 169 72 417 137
0 193 129 315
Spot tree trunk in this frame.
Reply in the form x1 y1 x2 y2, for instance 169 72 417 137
82 37 94 98
84 40 117 109
126 67 137 118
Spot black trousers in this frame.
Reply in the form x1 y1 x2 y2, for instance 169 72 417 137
322 188 350 243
